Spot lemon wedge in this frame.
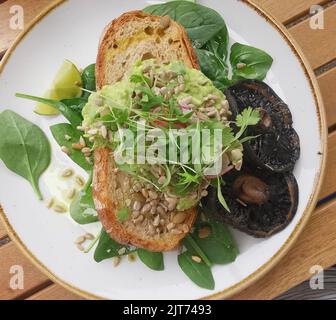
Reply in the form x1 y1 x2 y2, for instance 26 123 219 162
35 60 82 115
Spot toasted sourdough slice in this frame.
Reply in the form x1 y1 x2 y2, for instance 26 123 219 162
93 11 200 252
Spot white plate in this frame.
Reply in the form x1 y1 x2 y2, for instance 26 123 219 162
0 0 327 300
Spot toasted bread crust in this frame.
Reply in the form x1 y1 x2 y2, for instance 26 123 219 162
96 11 199 90
93 11 199 252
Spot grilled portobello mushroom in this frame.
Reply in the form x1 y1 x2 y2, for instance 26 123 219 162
202 165 299 238
225 80 300 173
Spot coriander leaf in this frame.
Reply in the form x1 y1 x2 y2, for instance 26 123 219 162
234 107 260 141
130 74 151 85
178 251 215 290
137 249 164 271
0 110 51 200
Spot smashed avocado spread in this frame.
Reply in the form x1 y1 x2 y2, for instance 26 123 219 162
81 59 247 213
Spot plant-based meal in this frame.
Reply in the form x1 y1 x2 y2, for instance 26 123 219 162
2 1 301 290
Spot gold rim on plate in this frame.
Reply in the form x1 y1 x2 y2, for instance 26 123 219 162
0 0 328 300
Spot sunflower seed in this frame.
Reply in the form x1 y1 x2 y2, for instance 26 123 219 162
75 236 85 244
192 256 202 263
46 198 54 209
61 146 70 155
133 201 142 211
61 168 74 178
172 212 187 224
113 256 121 267
54 204 67 213
198 226 211 239
75 176 85 187
118 247 126 255
76 244 85 252
84 233 94 240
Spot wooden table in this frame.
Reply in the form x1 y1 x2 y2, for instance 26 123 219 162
0 0 335 300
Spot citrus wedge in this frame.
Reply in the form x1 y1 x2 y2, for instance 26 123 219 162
35 60 82 115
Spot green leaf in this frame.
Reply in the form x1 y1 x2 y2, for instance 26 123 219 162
70 172 98 225
94 229 134 262
183 234 212 267
117 207 130 222
193 220 238 265
0 110 51 200
196 49 230 91
137 249 164 271
178 252 215 290
230 43 273 81
50 123 91 171
144 1 226 48
217 177 230 212
16 93 83 128
236 107 260 128
202 26 229 61
81 64 96 99
61 97 87 114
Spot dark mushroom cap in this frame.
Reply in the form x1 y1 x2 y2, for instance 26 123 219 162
225 80 300 173
201 166 299 238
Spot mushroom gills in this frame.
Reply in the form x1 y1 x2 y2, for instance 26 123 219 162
201 166 299 238
225 80 300 172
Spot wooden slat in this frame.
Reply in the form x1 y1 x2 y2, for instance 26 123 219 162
232 199 336 300
289 4 336 70
319 131 336 199
27 284 82 300
0 0 52 53
0 222 6 240
253 0 329 24
318 67 336 128
0 242 50 300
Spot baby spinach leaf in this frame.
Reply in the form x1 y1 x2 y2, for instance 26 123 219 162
144 1 226 48
183 234 212 267
94 229 134 262
70 172 98 224
16 93 83 128
0 110 51 200
50 123 91 171
202 25 229 61
196 49 231 91
230 43 273 81
193 220 238 265
137 249 164 271
178 252 215 290
81 64 96 99
61 97 87 115
70 187 98 224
